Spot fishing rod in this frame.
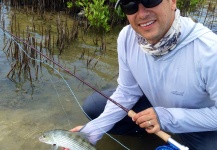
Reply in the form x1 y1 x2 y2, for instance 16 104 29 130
2 28 188 150
2 29 128 112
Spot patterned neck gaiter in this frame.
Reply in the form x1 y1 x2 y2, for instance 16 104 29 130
137 9 181 56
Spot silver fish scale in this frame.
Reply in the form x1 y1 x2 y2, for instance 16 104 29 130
40 129 96 150
55 132 95 149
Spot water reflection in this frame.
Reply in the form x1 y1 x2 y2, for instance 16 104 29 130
0 3 126 150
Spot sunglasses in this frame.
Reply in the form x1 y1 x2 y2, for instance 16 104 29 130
117 0 163 15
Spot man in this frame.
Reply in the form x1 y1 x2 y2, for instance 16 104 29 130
67 0 217 149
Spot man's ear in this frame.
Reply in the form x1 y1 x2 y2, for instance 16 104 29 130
171 0 177 10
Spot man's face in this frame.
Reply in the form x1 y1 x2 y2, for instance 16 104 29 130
126 0 177 44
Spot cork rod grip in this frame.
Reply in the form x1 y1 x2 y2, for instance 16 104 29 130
128 110 171 142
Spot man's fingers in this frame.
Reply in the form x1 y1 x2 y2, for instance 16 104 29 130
138 119 156 128
69 125 83 132
133 108 156 122
146 123 160 133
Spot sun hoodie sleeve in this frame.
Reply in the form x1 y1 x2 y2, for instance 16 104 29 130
80 25 143 145
154 31 217 133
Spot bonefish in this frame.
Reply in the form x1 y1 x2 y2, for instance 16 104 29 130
39 129 96 150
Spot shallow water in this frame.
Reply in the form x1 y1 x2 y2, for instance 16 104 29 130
0 4 165 150
0 1 216 150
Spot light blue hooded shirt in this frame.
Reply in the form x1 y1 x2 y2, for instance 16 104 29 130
81 16 217 144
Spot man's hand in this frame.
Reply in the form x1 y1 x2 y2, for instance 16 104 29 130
69 125 83 132
132 108 160 133
62 125 83 150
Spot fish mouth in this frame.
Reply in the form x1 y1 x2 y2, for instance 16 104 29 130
38 136 46 142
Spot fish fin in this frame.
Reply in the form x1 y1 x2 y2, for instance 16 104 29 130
52 144 58 150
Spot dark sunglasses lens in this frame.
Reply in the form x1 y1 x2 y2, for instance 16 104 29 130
120 0 163 15
142 0 163 8
121 1 138 15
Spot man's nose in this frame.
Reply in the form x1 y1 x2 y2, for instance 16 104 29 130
137 3 150 18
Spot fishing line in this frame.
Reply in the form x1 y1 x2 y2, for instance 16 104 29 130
0 2 188 150
46 63 130 150
1 27 189 150
47 73 72 127
0 27 130 150
0 27 191 150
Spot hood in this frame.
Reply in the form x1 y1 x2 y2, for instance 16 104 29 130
154 16 213 61
176 16 212 50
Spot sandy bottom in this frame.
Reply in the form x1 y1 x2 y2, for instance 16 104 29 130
0 76 167 150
